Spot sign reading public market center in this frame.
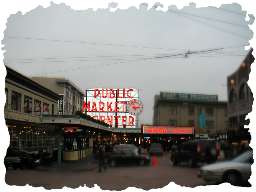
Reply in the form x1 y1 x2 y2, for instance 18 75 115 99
82 88 143 128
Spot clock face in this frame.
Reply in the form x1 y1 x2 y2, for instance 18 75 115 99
127 99 143 116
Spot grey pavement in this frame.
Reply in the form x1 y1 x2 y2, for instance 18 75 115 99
6 153 206 190
37 156 98 172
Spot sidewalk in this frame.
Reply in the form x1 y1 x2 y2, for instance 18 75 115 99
37 156 98 172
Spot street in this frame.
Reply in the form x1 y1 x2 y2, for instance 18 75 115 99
5 153 206 190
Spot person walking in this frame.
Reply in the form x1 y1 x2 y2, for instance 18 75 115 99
98 144 105 173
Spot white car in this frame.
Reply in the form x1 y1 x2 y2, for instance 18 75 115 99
199 150 253 186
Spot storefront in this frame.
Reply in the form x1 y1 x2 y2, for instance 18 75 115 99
63 127 90 161
142 125 194 151
111 128 142 145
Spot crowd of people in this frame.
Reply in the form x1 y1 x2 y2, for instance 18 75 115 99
93 142 114 172
217 141 251 160
91 139 251 172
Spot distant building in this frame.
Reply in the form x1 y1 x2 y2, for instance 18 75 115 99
153 92 227 138
227 48 254 142
31 77 84 115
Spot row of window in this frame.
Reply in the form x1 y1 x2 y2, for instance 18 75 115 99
169 119 215 129
6 89 52 115
169 106 215 116
65 87 83 105
229 83 251 103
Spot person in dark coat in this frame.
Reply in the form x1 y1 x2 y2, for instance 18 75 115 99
98 145 105 172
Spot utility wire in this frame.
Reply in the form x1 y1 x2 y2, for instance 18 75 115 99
4 43 247 64
170 9 248 28
4 35 179 52
7 46 246 76
168 9 250 40
208 6 246 16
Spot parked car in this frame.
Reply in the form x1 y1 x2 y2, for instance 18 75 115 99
149 143 163 156
4 148 41 169
198 150 253 186
109 144 150 167
170 139 217 167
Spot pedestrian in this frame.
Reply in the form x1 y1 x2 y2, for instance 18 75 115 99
98 144 105 172
103 143 109 170
138 145 142 154
205 144 212 164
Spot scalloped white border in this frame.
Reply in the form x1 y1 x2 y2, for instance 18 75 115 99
0 0 255 192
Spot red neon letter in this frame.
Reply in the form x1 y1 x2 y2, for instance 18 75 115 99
128 116 135 125
82 101 90 112
107 102 113 112
99 101 105 112
94 89 100 98
91 102 97 112
106 116 113 126
127 89 134 98
99 116 105 122
122 116 127 125
102 89 107 98
115 102 120 112
109 89 115 98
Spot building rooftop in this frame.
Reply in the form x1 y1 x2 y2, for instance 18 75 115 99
5 65 60 101
154 91 227 106
159 91 218 101
31 77 84 96
227 47 254 79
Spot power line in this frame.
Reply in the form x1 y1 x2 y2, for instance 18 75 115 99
169 9 248 29
4 44 247 64
6 46 247 76
4 35 179 52
208 6 246 16
168 9 250 40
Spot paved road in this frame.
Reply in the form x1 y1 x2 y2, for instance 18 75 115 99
5 154 206 190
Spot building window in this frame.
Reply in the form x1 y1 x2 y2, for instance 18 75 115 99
206 120 214 129
188 120 194 126
24 95 32 113
58 99 63 115
206 107 214 116
225 120 229 129
169 119 177 126
188 106 195 115
229 117 238 129
198 107 203 113
34 99 41 115
43 103 49 115
229 89 237 103
169 106 177 115
11 91 21 112
224 108 227 117
239 83 247 100
52 104 54 115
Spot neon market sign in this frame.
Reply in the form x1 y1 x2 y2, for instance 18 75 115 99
82 88 143 128
142 125 194 135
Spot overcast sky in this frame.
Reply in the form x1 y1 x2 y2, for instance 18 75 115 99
2 2 254 125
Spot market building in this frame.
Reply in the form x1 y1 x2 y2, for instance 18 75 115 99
153 92 228 138
31 77 84 115
227 48 254 142
5 66 61 153
4 66 112 162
